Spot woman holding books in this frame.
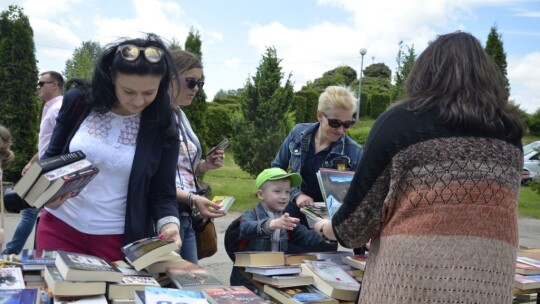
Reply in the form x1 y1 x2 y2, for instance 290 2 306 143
271 85 363 253
169 50 226 264
36 33 181 261
314 31 525 303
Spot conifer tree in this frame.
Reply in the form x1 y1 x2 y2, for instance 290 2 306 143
485 24 510 100
0 5 40 182
63 41 102 80
231 47 294 176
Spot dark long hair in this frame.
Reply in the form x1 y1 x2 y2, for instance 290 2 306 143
88 33 178 140
398 31 524 141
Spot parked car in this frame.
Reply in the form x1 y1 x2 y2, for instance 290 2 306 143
523 141 540 184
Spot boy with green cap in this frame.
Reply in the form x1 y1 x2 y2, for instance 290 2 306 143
229 168 329 289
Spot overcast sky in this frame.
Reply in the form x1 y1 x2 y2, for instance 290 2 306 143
3 0 539 113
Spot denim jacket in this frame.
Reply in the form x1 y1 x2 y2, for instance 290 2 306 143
271 122 363 202
229 202 326 288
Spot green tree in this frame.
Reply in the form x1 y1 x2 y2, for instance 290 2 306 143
0 5 40 182
63 41 101 81
231 47 294 176
363 63 391 78
181 29 210 151
485 24 510 100
307 66 358 91
391 41 416 101
528 109 540 136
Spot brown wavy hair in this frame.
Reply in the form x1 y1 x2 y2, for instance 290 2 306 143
0 125 14 170
398 31 524 142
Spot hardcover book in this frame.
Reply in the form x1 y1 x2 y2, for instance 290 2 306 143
516 261 540 275
316 168 354 218
515 274 540 290
122 237 179 271
142 252 188 274
252 273 314 288
285 253 318 266
301 260 360 301
203 286 268 304
0 267 25 289
0 288 40 304
54 251 123 283
234 251 285 267
13 150 86 198
44 266 106 297
52 294 108 303
19 249 57 271
263 284 338 304
244 265 302 276
23 159 93 204
517 247 540 260
166 265 224 290
144 286 207 304
209 196 235 214
107 276 160 300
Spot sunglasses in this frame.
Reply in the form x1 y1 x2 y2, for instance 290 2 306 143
182 77 204 90
116 44 164 63
37 81 55 88
322 112 355 129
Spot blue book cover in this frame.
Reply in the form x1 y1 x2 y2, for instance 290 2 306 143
144 286 207 304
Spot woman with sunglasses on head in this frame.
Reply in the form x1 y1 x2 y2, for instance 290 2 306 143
35 33 181 261
169 50 226 264
271 85 363 253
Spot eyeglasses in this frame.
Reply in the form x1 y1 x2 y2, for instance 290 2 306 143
182 77 204 90
322 112 355 129
116 44 164 63
37 81 55 88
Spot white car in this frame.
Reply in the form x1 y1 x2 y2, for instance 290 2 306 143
523 141 540 184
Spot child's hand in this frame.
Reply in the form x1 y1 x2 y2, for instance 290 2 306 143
269 213 300 231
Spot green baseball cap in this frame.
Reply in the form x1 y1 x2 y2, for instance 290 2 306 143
256 168 302 189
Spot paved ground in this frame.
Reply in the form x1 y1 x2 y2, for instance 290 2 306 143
200 212 540 285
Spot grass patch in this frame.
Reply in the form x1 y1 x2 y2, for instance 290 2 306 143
518 186 540 219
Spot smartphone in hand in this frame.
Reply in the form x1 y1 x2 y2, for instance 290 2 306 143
204 138 229 158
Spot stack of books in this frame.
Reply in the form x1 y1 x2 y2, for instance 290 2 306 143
341 254 367 282
300 260 360 301
13 150 99 209
515 256 540 291
44 250 123 302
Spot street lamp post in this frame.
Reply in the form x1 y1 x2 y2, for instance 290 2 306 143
356 48 367 121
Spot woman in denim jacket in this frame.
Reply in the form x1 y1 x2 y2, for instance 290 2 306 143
272 86 363 253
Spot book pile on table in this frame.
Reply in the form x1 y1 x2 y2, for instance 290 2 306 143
0 266 42 304
514 253 540 303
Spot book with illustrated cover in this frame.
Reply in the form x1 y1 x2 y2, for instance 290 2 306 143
55 251 123 283
166 265 224 290
234 251 285 267
36 166 99 209
107 275 160 300
209 196 235 214
252 273 314 288
144 286 207 304
203 286 268 304
301 260 360 301
19 249 57 271
300 203 328 228
316 168 354 218
44 266 106 297
263 284 338 304
122 237 179 271
13 150 86 199
24 159 93 204
0 267 25 289
0 288 40 304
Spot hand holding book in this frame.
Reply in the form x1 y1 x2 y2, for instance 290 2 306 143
193 194 226 219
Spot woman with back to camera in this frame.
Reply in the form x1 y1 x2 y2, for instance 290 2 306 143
169 49 226 264
314 31 525 303
272 85 363 253
36 33 181 261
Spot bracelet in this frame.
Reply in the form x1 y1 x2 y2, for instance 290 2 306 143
319 222 338 244
187 193 194 207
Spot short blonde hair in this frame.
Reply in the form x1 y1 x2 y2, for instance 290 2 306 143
317 85 357 114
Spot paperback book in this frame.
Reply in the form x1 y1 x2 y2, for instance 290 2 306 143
0 267 25 289
19 249 57 271
0 288 40 304
316 168 354 218
37 166 99 209
284 253 317 266
244 265 302 276
13 150 86 198
55 251 123 283
44 265 106 297
166 265 224 290
234 251 285 267
209 196 235 214
251 273 314 288
263 284 338 304
515 274 540 290
203 286 267 304
301 260 360 301
121 237 179 271
107 276 160 300
144 286 207 304
341 254 368 271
